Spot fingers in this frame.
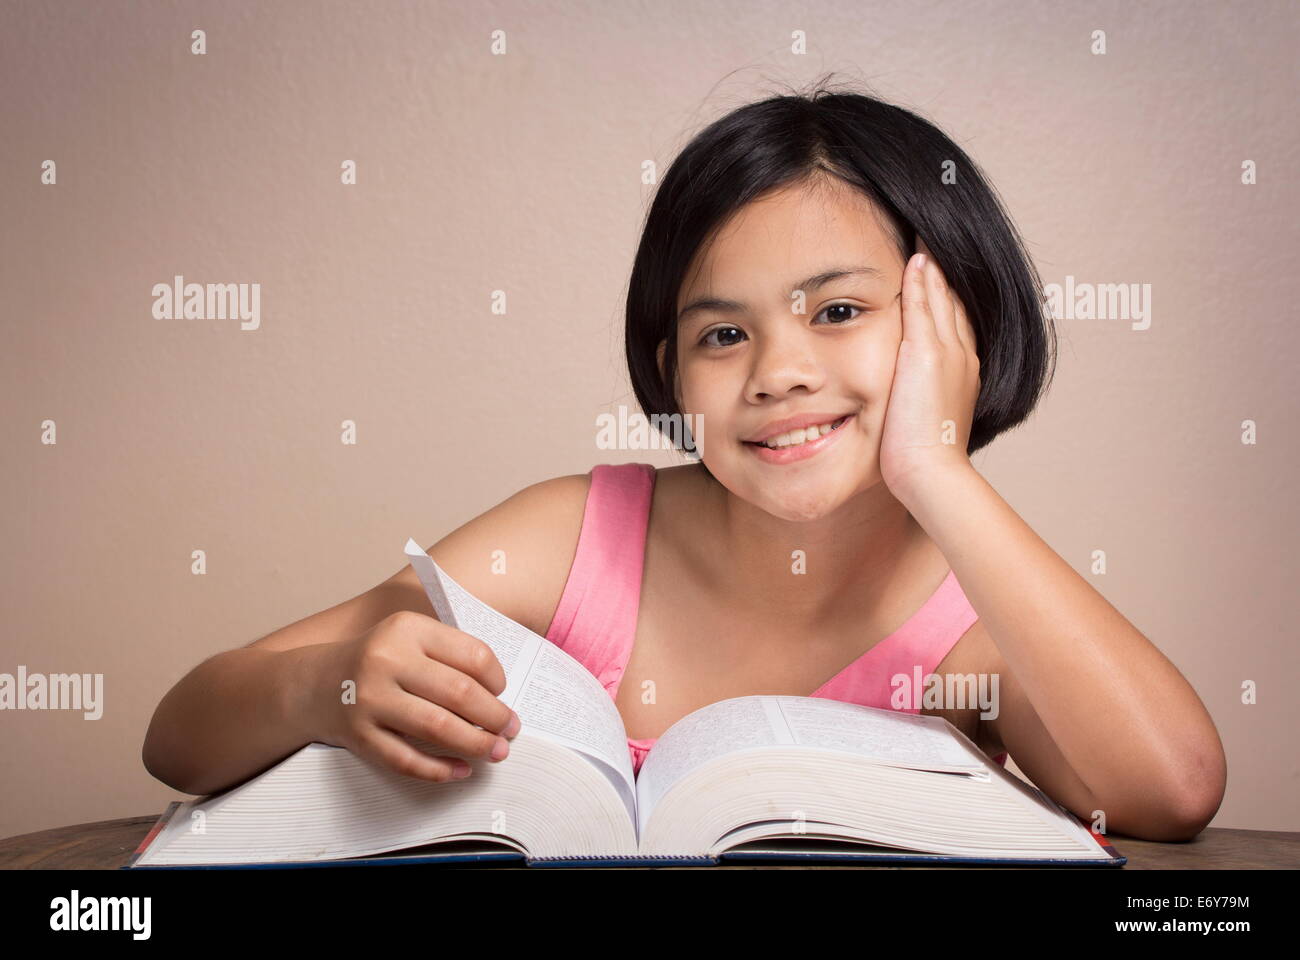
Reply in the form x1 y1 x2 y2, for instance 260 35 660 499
901 251 935 343
952 293 977 358
910 238 978 360
354 723 474 783
415 620 508 698
922 252 961 348
926 257 978 362
395 652 518 745
377 682 512 764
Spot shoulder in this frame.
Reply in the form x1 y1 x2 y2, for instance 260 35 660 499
399 471 594 637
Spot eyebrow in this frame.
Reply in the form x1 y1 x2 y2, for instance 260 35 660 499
677 265 888 324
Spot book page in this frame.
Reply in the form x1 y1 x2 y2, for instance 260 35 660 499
770 696 984 770
634 696 783 836
403 539 636 822
634 695 985 836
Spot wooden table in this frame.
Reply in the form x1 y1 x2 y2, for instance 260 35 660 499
1 817 1296 869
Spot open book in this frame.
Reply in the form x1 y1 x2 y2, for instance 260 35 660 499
128 537 1124 868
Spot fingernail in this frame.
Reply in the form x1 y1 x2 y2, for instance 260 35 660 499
490 737 509 761
504 712 521 738
452 761 472 778
915 253 928 271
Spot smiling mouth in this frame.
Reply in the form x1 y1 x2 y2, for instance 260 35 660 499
744 415 851 450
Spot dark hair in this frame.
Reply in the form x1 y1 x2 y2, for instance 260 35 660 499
625 77 1056 470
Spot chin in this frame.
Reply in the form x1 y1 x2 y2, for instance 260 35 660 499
757 481 852 523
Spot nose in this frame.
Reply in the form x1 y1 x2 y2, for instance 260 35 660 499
743 327 827 403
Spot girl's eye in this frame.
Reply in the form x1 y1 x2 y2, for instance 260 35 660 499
815 303 862 325
700 326 745 348
697 304 863 348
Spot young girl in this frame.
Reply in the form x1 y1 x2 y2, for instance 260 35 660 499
144 81 1226 842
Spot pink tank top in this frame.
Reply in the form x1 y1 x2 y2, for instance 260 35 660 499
544 463 1009 776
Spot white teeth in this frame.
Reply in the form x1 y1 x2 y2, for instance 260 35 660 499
760 417 844 449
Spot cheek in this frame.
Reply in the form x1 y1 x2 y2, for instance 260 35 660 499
843 333 900 401
677 354 750 406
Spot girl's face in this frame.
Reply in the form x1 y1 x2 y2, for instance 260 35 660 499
664 176 909 522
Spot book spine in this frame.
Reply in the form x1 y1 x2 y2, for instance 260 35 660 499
533 854 700 860
1086 830 1125 860
125 801 183 868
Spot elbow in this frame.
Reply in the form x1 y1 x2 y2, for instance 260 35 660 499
1112 746 1227 843
1158 699 1229 841
1164 748 1228 842
141 718 165 782
141 731 180 792
1137 794 1221 843
1105 798 1217 843
142 748 204 796
141 716 199 795
1170 731 1228 836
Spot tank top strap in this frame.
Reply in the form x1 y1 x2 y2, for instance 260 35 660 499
886 567 981 697
544 463 656 695
812 569 1008 767
813 569 980 710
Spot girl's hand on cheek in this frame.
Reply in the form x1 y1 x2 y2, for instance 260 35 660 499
878 239 981 505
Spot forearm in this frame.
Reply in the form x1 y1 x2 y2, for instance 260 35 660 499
142 644 330 797
902 466 1224 824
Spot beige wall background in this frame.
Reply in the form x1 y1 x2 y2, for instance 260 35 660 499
1 0 1296 841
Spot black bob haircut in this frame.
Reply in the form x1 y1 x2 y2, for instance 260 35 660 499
625 78 1057 471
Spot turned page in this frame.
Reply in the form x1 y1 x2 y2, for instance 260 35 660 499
404 539 638 818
